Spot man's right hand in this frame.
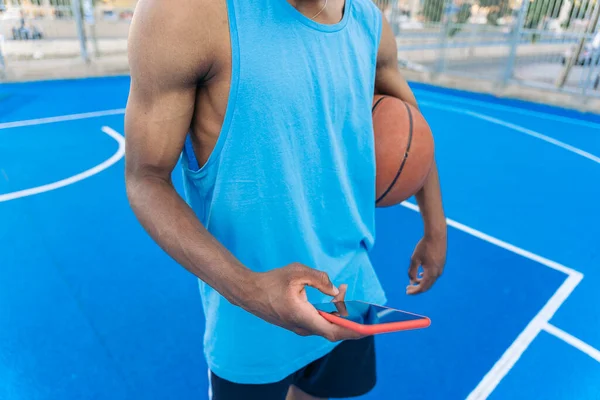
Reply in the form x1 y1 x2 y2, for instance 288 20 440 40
126 0 361 345
240 263 362 343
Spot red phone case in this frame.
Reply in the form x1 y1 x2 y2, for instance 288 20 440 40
317 302 431 335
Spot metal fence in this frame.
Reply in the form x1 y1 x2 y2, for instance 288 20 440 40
375 0 600 98
1 0 599 99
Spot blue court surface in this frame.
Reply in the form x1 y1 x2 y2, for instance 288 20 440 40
1 76 599 400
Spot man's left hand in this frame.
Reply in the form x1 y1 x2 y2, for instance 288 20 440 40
406 234 447 295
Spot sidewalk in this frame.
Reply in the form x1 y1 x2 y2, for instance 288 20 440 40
401 69 600 113
1 40 598 114
400 42 569 64
2 36 570 62
1 54 129 81
3 38 128 60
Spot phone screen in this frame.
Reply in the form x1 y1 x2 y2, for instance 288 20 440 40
314 301 425 325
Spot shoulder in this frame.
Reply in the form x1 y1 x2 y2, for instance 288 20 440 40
128 0 228 85
351 0 382 13
350 0 382 24
349 0 383 41
131 0 225 39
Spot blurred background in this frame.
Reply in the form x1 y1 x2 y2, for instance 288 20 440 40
0 0 133 80
0 0 599 107
1 1 599 399
376 0 600 99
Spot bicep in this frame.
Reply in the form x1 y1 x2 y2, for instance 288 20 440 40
374 16 418 108
125 0 210 180
125 82 195 180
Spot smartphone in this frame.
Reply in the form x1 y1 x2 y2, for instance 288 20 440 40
313 300 431 335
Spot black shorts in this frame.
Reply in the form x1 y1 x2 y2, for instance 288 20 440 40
210 336 376 400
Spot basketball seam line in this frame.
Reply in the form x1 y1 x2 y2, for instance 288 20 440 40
376 101 414 205
372 96 387 113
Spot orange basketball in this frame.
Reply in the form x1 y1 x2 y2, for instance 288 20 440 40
372 95 435 207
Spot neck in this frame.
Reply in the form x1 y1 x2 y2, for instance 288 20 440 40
292 0 323 4
289 0 344 23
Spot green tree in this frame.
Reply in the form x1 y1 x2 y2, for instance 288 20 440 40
524 0 565 42
422 0 445 22
448 3 473 36
525 0 565 29
478 0 504 6
563 0 595 29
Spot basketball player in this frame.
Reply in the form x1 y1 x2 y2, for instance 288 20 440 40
124 0 447 398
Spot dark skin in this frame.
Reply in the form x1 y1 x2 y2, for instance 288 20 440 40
374 10 447 296
126 1 446 399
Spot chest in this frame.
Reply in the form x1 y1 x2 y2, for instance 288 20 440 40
236 24 376 117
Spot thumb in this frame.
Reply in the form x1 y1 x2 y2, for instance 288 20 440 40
408 256 421 285
300 267 339 297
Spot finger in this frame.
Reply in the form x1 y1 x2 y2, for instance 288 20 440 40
311 320 363 342
332 284 347 303
406 270 437 295
297 266 339 297
408 257 421 285
328 323 363 341
332 284 349 316
406 275 434 295
297 304 362 342
334 298 349 317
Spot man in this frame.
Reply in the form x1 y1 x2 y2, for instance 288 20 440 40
124 0 447 399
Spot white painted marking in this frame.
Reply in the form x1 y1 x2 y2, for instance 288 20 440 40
407 100 598 393
0 109 125 131
0 126 125 202
0 104 591 398
415 90 600 129
544 323 600 363
466 273 583 400
400 201 586 399
420 101 600 165
401 201 577 276
467 112 600 164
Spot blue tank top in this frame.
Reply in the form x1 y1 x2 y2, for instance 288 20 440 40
181 0 386 384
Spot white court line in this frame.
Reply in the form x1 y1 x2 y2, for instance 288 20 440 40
0 126 125 202
544 323 600 363
467 112 600 164
465 273 583 400
420 101 600 165
0 109 125 130
0 107 593 395
407 100 598 397
401 201 577 275
400 202 586 399
414 90 600 129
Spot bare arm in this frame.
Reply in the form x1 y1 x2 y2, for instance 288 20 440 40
375 17 447 294
125 0 251 304
124 0 359 342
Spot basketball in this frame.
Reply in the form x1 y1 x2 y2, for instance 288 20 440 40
372 95 435 207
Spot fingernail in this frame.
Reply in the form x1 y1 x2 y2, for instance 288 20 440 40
333 286 340 296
